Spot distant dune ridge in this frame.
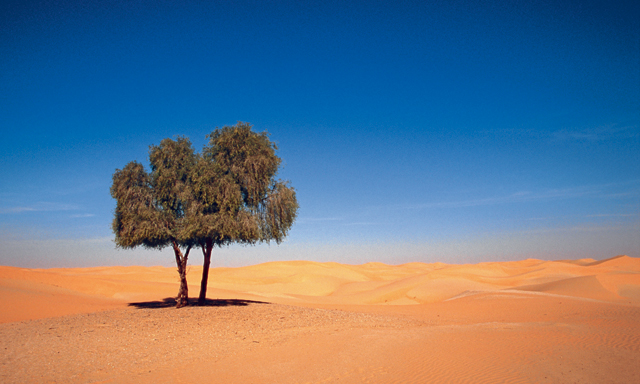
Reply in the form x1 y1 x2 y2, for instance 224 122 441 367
1 255 639 383
1 255 638 320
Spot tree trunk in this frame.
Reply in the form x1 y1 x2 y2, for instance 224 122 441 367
172 241 191 308
198 239 213 305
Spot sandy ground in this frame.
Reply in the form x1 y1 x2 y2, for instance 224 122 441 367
1 255 639 383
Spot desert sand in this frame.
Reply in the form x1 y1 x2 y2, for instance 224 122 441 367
1 255 639 383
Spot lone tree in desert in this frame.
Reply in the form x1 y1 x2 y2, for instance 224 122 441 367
111 122 298 307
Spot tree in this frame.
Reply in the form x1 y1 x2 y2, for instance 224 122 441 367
191 123 298 305
110 123 298 308
111 137 197 307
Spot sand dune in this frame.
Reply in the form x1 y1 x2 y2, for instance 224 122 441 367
1 255 639 319
1 255 639 383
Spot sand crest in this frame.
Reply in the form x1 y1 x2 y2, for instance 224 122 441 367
1 255 639 383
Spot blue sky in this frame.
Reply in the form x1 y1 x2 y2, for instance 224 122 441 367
1 0 638 268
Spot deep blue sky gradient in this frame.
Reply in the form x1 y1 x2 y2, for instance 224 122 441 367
1 0 638 267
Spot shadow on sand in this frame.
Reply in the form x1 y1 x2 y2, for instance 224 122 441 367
128 297 270 309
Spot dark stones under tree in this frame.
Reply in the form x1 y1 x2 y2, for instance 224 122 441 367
110 122 298 308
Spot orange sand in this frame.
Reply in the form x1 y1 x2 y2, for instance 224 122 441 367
1 255 639 383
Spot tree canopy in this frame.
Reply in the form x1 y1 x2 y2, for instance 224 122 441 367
111 123 298 307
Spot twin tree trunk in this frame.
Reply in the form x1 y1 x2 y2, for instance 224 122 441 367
172 241 191 308
171 239 212 308
198 239 214 306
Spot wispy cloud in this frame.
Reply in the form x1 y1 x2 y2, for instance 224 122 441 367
342 222 379 226
0 202 79 214
297 217 379 227
296 217 343 224
402 181 640 211
551 124 639 142
70 213 95 218
511 222 639 235
407 189 586 209
585 214 637 218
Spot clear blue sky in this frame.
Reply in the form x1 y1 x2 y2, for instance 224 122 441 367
1 0 638 267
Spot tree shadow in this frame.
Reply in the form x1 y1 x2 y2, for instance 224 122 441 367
128 297 270 309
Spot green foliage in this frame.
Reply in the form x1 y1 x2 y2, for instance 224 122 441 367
110 161 170 249
260 180 299 243
149 136 196 220
111 122 298 251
